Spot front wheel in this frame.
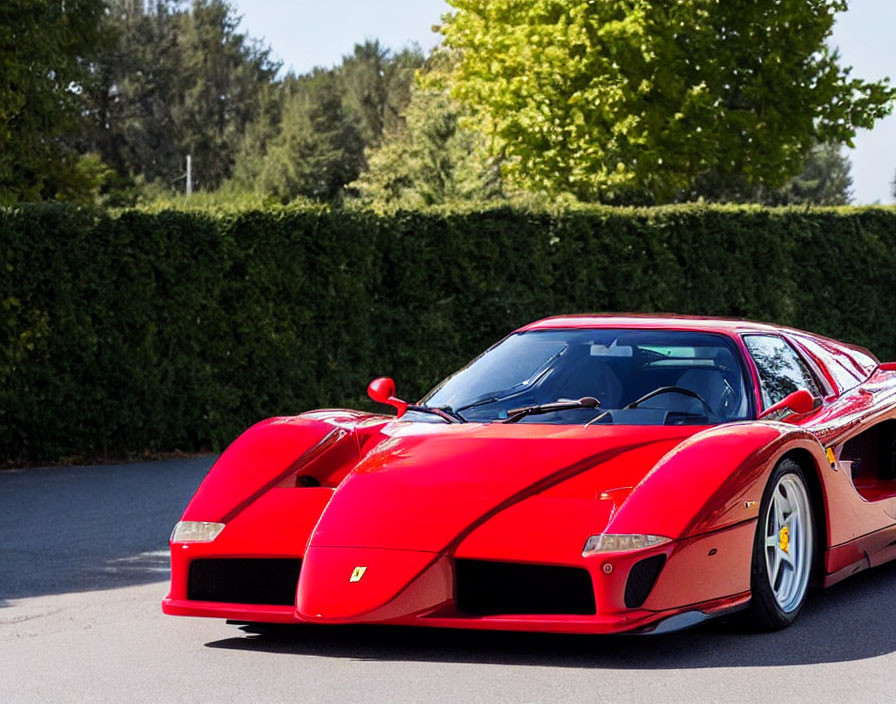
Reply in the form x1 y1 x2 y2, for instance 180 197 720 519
748 458 814 630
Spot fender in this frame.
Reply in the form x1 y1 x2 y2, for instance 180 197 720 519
182 410 384 523
607 421 829 540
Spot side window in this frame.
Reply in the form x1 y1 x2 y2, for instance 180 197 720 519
743 335 822 408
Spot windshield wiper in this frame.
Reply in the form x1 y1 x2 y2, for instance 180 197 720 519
502 396 600 424
455 394 510 413
454 366 557 413
454 388 529 414
404 404 466 423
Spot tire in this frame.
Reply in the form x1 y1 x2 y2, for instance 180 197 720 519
747 457 815 630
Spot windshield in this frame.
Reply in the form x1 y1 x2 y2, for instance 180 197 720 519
417 329 752 425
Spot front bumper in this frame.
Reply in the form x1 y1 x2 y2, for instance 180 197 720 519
162 592 750 634
163 517 755 634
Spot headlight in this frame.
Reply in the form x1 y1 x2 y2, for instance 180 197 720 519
170 521 225 543
582 533 671 556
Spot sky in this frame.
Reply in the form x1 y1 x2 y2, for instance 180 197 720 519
234 0 896 205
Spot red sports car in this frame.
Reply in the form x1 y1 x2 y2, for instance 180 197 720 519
163 315 896 634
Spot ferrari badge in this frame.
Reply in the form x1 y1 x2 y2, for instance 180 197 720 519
350 566 367 582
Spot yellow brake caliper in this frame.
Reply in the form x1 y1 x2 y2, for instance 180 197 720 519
779 525 790 554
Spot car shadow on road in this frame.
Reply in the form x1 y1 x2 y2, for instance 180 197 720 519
205 558 896 668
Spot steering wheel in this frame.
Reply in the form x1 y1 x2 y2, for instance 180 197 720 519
624 386 714 416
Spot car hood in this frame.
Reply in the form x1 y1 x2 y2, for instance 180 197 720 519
309 422 703 553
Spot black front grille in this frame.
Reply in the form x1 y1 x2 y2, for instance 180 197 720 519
624 555 666 608
188 558 302 606
455 559 596 615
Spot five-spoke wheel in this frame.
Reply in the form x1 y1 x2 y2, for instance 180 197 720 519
749 458 815 629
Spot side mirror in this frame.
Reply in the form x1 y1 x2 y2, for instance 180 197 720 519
758 389 818 422
367 377 408 417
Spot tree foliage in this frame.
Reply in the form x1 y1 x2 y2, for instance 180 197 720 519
352 84 502 209
765 143 853 206
340 40 423 147
233 41 425 203
255 71 364 202
174 0 279 189
1 0 888 207
0 0 106 203
440 0 894 204
79 0 279 202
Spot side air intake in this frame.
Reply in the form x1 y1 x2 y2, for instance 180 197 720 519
624 555 666 608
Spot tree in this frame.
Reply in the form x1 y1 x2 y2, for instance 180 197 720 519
340 41 424 148
0 0 107 203
683 140 854 205
173 0 279 190
81 0 279 200
81 1 184 195
765 142 853 206
230 81 285 192
233 42 425 203
440 0 895 204
352 85 503 209
255 71 364 202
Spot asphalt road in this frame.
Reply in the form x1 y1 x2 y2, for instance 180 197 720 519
3 458 896 703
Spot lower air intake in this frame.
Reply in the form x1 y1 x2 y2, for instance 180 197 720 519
188 558 302 606
455 559 596 615
624 555 666 608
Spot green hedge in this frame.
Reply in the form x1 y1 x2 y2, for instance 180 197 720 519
3 203 896 462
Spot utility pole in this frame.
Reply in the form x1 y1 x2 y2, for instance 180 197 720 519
186 155 192 199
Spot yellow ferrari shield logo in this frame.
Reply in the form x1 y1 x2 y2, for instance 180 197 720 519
349 566 367 582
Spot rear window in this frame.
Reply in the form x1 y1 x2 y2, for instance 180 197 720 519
792 334 876 392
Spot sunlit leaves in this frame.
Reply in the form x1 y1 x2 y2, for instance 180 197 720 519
440 0 894 203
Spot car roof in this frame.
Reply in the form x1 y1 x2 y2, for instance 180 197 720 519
518 313 789 336
517 314 880 389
